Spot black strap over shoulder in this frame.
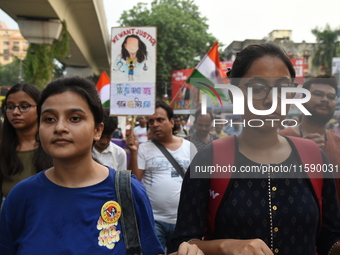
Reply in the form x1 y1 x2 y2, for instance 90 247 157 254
152 139 185 178
115 170 143 255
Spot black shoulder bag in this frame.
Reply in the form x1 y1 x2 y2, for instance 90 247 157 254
115 170 143 255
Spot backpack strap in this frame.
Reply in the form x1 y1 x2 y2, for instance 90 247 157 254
286 136 324 228
206 135 236 239
115 170 143 255
208 135 324 239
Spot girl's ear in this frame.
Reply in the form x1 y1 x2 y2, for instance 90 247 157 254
94 122 104 141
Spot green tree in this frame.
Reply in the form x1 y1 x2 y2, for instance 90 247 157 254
0 58 25 86
23 21 70 89
312 24 340 73
119 0 217 98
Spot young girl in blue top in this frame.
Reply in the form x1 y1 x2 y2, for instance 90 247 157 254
0 76 202 255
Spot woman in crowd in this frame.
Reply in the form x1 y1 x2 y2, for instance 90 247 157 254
0 83 52 203
0 76 203 255
173 43 340 255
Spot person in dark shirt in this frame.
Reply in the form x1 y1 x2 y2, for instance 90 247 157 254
185 109 218 151
173 43 340 255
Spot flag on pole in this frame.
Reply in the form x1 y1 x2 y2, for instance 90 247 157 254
186 41 228 105
96 71 111 108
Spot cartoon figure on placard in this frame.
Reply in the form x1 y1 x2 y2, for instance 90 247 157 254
113 35 148 80
128 60 135 81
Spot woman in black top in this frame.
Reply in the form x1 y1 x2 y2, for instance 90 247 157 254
173 43 340 255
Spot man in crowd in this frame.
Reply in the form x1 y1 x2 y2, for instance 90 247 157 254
92 109 127 171
173 116 188 138
181 118 190 133
185 109 218 151
134 116 148 143
333 116 340 135
211 123 228 139
126 101 197 253
279 74 340 203
224 115 243 136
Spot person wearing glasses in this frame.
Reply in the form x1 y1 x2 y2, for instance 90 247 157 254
0 83 52 207
185 109 218 151
173 44 340 255
279 74 340 203
0 78 203 255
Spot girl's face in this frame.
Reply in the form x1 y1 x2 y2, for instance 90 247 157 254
124 37 139 54
238 56 292 130
5 91 38 131
39 91 103 161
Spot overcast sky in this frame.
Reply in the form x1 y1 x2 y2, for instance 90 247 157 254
1 0 340 47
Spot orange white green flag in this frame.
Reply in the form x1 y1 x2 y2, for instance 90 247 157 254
96 71 111 108
186 41 228 105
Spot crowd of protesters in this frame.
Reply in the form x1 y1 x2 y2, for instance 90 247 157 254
2 43 340 255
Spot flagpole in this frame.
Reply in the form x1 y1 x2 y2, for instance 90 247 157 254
169 80 187 107
130 116 135 135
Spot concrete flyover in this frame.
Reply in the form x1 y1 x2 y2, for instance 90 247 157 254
0 0 110 76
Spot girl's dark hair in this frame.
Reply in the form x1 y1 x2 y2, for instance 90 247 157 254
228 43 296 86
0 84 53 180
38 76 104 129
121 35 148 63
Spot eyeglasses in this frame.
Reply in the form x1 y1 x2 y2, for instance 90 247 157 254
243 81 298 101
4 104 37 113
311 90 338 101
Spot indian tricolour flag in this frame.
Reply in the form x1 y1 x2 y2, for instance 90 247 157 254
96 71 111 108
187 41 228 105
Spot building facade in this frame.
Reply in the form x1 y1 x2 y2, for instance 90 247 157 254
0 21 28 66
224 30 318 77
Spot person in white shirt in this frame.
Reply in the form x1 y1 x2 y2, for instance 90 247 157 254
127 101 197 253
134 116 148 143
93 109 127 170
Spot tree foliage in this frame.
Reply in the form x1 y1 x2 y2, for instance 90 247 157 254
118 0 217 97
23 21 70 89
312 24 340 73
0 58 25 86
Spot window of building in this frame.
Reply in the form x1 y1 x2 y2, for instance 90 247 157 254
13 41 19 45
23 42 29 45
3 41 9 45
3 49 9 54
4 57 9 61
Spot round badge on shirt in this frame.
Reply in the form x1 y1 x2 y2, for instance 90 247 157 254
101 201 121 223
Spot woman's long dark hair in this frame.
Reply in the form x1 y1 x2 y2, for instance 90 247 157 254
121 35 148 63
0 84 53 180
